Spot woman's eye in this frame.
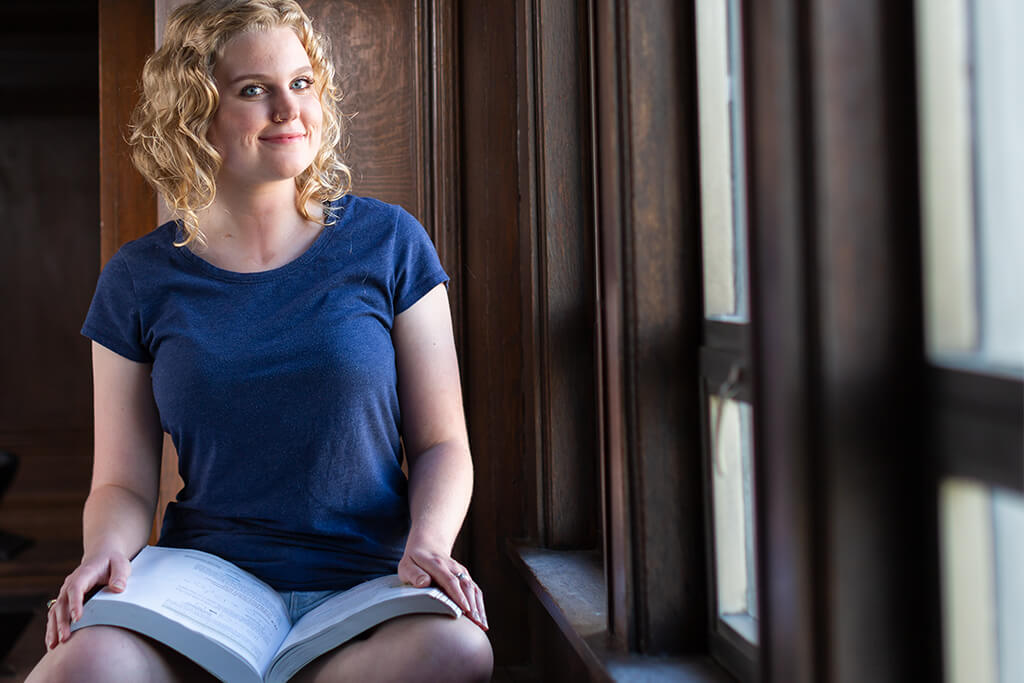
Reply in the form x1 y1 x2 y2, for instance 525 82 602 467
291 77 314 91
240 84 265 97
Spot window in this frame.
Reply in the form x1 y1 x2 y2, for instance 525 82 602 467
695 0 759 677
916 1 1024 681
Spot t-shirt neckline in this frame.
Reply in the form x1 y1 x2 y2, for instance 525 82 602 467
177 199 344 283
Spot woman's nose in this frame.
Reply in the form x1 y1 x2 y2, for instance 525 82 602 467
272 96 299 124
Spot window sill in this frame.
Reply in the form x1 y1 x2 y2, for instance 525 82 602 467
507 542 737 683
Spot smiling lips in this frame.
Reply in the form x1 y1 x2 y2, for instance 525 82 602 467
259 132 306 143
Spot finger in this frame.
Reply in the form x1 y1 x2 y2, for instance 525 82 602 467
45 603 57 649
398 557 431 588
52 593 71 644
64 569 95 626
108 554 131 592
456 574 483 627
443 567 473 617
472 584 488 631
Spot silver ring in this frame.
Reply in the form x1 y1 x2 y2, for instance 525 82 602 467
455 572 467 581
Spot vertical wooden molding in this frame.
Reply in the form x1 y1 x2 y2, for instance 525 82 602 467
744 0 822 680
811 1 935 681
516 0 546 544
422 0 463 351
595 0 706 655
517 0 599 550
623 0 705 655
98 0 157 265
460 0 531 666
593 0 635 651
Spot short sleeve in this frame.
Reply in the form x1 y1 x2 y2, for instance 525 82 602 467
81 251 152 363
392 207 449 315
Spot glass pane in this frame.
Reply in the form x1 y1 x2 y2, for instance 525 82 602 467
973 0 1024 371
940 479 1024 683
916 0 1024 375
696 0 748 321
993 488 1024 683
708 394 758 643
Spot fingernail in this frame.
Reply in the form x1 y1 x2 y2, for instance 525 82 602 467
111 580 125 590
70 609 78 622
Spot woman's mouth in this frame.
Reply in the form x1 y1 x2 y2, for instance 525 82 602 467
259 132 306 143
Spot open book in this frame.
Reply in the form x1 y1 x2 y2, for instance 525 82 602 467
70 545 461 683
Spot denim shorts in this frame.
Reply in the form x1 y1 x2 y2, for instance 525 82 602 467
277 589 339 622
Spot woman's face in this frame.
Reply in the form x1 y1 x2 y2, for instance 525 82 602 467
207 26 323 189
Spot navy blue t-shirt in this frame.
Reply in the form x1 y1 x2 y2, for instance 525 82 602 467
81 195 449 590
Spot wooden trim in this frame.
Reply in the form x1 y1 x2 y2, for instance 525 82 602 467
930 367 1024 490
703 320 752 354
422 0 463 349
98 0 157 265
508 542 737 682
458 0 532 666
742 0 821 679
595 0 707 655
593 0 634 651
699 348 753 404
810 1 940 680
515 0 599 550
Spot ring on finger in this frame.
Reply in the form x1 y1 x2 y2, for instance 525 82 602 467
46 598 57 610
455 572 467 581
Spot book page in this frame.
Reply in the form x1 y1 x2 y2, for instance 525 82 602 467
84 546 291 677
266 575 460 683
281 575 458 649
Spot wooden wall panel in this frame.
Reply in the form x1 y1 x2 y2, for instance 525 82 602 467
811 1 937 681
594 0 707 655
99 0 157 262
0 0 99 608
522 0 599 550
460 0 532 667
743 0 821 679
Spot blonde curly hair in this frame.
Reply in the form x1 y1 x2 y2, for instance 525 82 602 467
129 0 351 247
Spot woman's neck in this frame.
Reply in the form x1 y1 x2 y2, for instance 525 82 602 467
195 180 325 273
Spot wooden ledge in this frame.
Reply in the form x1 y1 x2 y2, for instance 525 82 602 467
507 542 736 683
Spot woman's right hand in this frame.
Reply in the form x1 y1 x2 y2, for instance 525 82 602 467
45 548 132 649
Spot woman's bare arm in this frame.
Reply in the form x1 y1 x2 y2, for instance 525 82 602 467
47 342 163 647
392 283 486 630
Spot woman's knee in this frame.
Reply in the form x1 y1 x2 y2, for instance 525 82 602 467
403 615 494 682
25 625 200 683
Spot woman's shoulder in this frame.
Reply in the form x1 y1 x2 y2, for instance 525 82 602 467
331 193 420 229
109 220 181 266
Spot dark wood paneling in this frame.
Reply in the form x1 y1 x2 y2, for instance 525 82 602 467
459 0 531 666
931 368 1024 490
99 0 157 262
622 0 705 655
592 0 633 649
595 0 707 655
743 0 821 679
811 1 938 681
306 0 422 217
0 1 99 622
517 0 598 550
0 118 98 434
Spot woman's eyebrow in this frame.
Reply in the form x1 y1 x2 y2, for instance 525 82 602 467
226 66 314 85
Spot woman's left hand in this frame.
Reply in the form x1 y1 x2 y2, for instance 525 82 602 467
398 545 488 631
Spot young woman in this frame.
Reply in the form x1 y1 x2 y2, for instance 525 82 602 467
27 1 491 681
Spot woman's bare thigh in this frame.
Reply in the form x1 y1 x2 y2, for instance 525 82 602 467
292 614 493 683
25 625 214 683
